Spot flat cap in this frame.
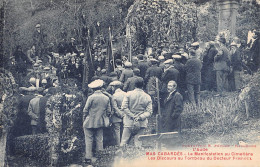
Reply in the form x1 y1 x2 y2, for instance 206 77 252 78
172 55 182 59
124 61 132 67
191 42 199 47
109 81 122 86
33 63 40 67
150 58 158 62
164 59 173 64
230 42 238 47
158 56 165 60
36 60 42 64
41 79 47 84
88 79 104 89
80 53 84 56
44 66 51 70
101 69 107 74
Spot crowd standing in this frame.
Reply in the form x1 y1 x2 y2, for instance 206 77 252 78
6 23 260 166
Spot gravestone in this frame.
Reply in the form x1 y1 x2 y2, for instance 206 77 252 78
217 0 240 37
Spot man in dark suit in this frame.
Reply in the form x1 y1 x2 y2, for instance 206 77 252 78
162 80 183 133
230 42 243 91
144 58 163 83
137 54 149 79
83 79 111 166
123 68 143 92
185 49 202 105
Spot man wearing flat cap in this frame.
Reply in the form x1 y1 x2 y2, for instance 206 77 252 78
33 23 47 61
185 49 202 106
119 62 134 84
83 79 112 165
161 59 179 102
123 68 143 92
109 81 126 146
137 54 149 79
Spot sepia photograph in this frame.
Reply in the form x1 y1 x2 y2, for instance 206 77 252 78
0 0 259 166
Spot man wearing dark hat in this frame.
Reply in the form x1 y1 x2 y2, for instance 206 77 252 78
185 49 202 105
83 79 111 165
137 54 149 79
109 81 126 146
123 68 143 92
100 69 112 87
119 62 134 83
144 58 163 83
120 78 152 147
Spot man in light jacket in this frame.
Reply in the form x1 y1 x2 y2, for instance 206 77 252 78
120 78 153 147
83 79 111 166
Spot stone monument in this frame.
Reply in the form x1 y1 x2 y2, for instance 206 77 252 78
217 0 240 37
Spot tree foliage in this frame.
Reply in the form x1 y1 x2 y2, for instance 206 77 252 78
125 0 198 54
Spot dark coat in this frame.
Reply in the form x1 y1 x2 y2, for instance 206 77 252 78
162 91 183 133
161 66 179 94
174 62 185 86
144 65 163 82
250 37 260 71
137 61 150 78
161 66 179 84
123 76 143 92
185 57 202 85
230 48 243 71
213 45 230 71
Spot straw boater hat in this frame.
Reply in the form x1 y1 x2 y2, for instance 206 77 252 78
88 79 104 89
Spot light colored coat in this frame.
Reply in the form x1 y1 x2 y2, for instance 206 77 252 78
121 88 153 128
83 90 111 128
112 88 127 123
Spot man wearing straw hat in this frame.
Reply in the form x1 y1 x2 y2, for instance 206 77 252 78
83 79 111 166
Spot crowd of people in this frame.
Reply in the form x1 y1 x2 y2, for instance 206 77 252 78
6 22 260 166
